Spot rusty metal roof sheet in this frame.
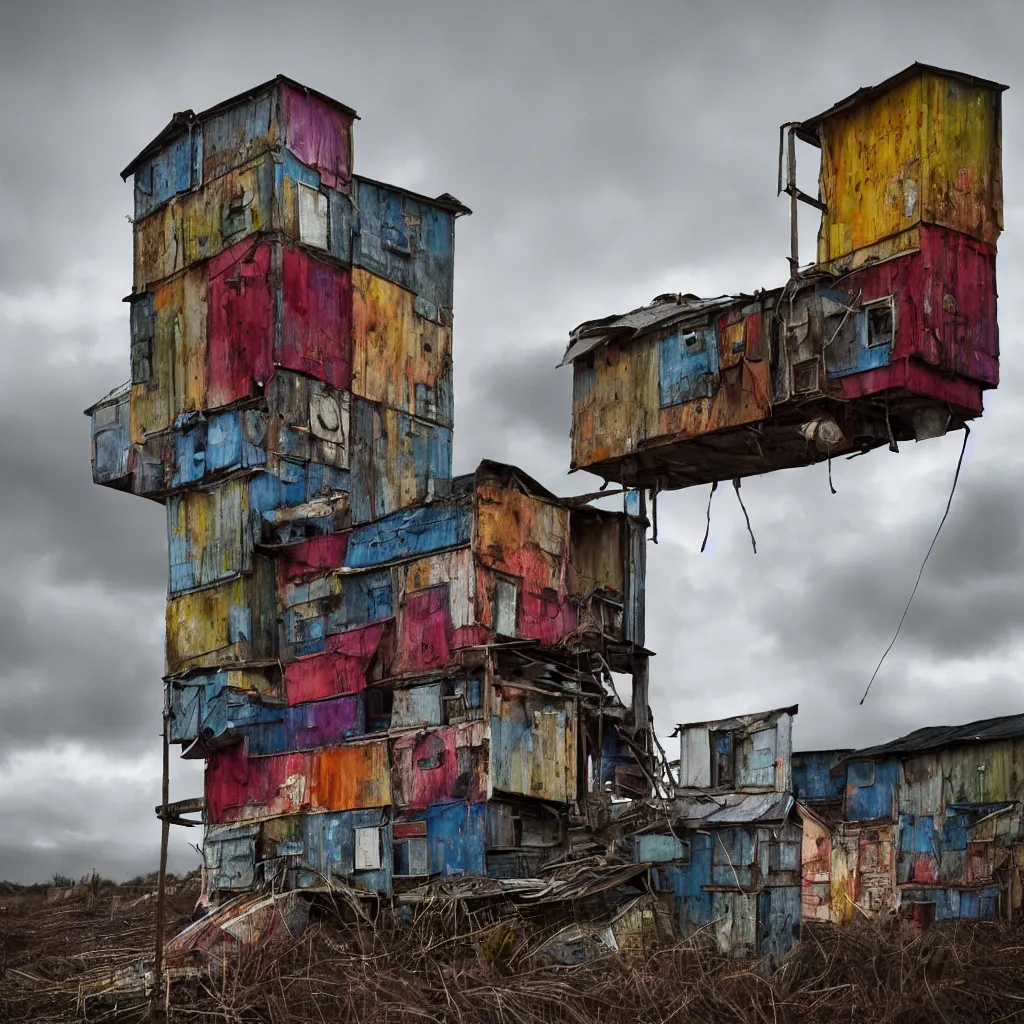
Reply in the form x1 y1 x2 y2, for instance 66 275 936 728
355 175 472 217
560 293 749 366
674 792 794 827
795 63 1009 145
83 380 131 416
843 713 1024 763
475 459 560 501
120 75 360 180
673 704 799 736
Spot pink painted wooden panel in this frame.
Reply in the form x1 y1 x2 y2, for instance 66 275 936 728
837 226 997 400
207 239 275 408
390 722 486 811
206 745 312 823
394 585 451 674
278 534 350 584
279 245 352 390
284 620 393 704
281 84 353 191
520 588 578 646
919 224 998 386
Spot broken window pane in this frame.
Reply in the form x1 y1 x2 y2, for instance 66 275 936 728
393 837 429 876
866 302 893 348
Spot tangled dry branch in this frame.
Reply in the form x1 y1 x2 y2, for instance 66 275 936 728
4 877 1024 1023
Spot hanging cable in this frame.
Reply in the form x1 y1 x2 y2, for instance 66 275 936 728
733 478 757 554
828 453 837 495
700 481 718 552
860 424 971 705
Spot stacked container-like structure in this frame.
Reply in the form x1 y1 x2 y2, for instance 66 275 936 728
561 64 1005 490
87 78 651 901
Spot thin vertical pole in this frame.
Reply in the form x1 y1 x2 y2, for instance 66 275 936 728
152 696 171 1020
788 127 799 279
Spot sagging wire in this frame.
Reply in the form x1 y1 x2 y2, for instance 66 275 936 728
860 423 971 705
733 478 757 554
700 480 718 552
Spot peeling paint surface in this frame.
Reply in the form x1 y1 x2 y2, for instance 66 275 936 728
95 74 654 910
562 66 1003 493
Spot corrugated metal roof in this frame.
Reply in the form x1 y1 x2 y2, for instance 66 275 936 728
120 75 360 180
355 175 472 217
560 293 747 366
673 792 794 827
796 63 1008 145
83 380 131 415
843 713 1024 763
673 704 799 735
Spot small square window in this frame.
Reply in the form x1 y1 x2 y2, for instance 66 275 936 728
354 827 382 871
393 837 429 877
792 358 822 394
298 182 329 250
847 761 875 788
494 576 518 636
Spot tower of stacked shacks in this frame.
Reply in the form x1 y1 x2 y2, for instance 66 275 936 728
87 78 651 899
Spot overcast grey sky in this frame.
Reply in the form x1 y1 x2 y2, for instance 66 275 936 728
1 0 1021 882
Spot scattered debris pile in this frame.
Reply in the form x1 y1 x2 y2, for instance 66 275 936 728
7 869 1024 1022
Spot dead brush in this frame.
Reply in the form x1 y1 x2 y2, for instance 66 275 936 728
5 884 1024 1023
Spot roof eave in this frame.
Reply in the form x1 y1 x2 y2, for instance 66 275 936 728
797 62 1009 137
120 74 361 181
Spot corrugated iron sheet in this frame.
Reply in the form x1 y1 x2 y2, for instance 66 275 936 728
490 686 576 804
816 69 1002 268
206 239 275 409
283 620 394 704
394 802 486 877
206 739 390 823
165 563 275 675
353 178 455 317
167 477 252 594
280 82 353 192
351 269 453 426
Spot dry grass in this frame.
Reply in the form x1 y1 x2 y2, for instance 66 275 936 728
0 872 200 1022
4 877 1024 1023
